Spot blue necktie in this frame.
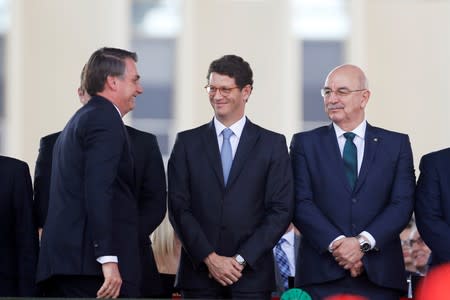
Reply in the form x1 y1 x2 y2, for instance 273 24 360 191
221 128 233 185
343 132 357 190
275 238 291 290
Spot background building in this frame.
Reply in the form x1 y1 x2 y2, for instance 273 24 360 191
0 0 449 174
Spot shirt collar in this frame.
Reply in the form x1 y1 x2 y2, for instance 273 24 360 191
282 229 295 246
214 115 247 138
333 120 367 139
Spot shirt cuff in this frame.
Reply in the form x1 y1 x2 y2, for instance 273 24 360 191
96 256 118 264
359 231 376 249
328 235 346 252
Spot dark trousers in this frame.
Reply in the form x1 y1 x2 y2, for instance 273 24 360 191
182 286 271 300
301 274 402 300
41 275 103 298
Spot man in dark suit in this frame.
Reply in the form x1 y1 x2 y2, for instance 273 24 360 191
34 67 167 298
37 47 144 298
0 156 38 296
168 55 293 300
290 64 415 299
415 148 450 267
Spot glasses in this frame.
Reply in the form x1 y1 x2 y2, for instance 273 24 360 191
401 239 411 248
321 87 366 98
409 237 425 247
205 85 240 96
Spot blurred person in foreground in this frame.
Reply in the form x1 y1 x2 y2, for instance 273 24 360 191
37 47 144 298
168 54 293 299
290 64 415 299
0 156 38 296
415 148 450 268
34 63 167 297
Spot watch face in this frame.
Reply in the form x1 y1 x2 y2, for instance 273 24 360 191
236 255 245 265
361 243 371 252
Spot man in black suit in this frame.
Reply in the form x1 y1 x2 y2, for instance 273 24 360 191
37 47 144 298
0 156 38 296
168 54 293 300
34 66 167 297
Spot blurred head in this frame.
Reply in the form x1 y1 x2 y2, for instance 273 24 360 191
77 64 90 105
322 64 370 131
400 227 415 271
85 47 143 116
205 55 253 127
410 228 431 274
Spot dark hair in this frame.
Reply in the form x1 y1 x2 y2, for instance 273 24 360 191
206 55 253 89
85 47 138 96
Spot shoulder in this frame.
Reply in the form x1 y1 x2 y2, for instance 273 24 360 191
126 126 157 141
176 123 210 140
244 120 287 144
0 155 29 174
420 147 450 166
40 131 61 146
367 125 409 140
291 125 330 144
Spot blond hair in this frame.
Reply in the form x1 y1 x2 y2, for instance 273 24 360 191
151 213 180 274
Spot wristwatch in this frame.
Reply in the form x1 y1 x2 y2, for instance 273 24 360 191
357 235 371 253
235 254 247 267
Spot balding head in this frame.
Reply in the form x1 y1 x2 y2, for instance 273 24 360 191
322 64 371 131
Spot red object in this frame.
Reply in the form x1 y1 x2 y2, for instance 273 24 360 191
415 263 450 300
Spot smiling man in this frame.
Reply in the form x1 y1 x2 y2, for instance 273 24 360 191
290 64 415 299
37 47 143 298
168 55 293 299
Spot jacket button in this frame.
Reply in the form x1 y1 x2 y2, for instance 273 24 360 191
352 198 357 203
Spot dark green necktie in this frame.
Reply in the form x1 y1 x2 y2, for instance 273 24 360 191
343 132 357 190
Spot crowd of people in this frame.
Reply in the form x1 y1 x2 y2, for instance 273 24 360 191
0 47 449 299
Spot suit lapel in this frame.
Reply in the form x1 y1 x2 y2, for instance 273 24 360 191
226 118 260 188
323 125 352 192
202 120 224 185
355 123 380 193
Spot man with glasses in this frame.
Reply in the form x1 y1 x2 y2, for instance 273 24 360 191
168 54 293 299
290 64 415 299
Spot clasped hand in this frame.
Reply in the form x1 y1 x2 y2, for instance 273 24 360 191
331 237 364 277
204 252 244 286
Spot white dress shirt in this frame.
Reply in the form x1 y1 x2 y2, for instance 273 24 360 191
329 120 376 250
214 115 247 158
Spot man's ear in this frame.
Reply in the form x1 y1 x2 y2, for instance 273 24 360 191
105 75 117 90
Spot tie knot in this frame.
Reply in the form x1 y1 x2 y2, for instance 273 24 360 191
344 132 356 141
222 128 233 140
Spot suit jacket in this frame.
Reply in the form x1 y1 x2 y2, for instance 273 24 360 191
273 233 301 294
34 124 167 297
37 96 140 296
0 156 38 296
415 148 450 267
290 123 415 292
168 118 293 292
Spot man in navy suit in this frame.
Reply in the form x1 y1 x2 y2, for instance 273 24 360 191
416 148 450 267
37 47 143 298
34 67 167 297
168 55 293 299
290 64 415 299
0 156 38 296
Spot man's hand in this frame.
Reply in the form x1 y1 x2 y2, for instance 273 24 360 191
97 262 122 299
331 237 364 270
350 260 364 277
204 252 243 286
